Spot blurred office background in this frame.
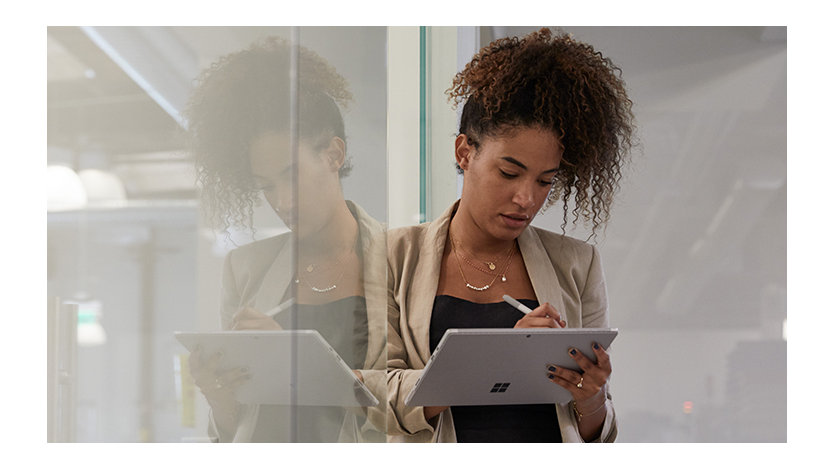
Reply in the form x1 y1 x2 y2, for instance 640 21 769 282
46 26 786 442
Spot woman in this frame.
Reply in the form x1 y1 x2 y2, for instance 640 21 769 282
183 36 387 442
387 28 635 443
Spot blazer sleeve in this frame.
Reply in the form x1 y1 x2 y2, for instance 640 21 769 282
219 250 241 330
576 244 617 442
385 246 437 437
205 250 241 443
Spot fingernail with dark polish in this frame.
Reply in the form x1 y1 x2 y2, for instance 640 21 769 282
548 366 556 372
569 348 577 356
593 343 600 350
547 374 554 379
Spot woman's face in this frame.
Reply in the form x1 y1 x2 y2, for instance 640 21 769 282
455 126 563 241
248 131 344 238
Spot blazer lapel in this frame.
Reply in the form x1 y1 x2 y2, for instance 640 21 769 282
349 201 388 369
253 234 295 315
408 204 455 364
518 227 568 326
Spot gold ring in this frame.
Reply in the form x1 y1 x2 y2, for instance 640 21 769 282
576 376 584 389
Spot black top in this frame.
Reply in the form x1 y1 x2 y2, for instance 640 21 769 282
252 296 367 442
430 295 562 443
272 295 368 369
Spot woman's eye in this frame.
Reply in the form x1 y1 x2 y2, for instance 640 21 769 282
538 180 552 187
499 170 517 179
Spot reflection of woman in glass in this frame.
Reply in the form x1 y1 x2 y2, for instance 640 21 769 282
387 28 635 442
184 36 386 442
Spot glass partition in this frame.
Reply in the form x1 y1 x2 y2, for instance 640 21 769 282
47 26 389 442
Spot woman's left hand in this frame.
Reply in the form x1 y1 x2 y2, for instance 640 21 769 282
545 342 612 403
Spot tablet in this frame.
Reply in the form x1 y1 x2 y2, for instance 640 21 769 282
175 330 378 407
405 328 618 406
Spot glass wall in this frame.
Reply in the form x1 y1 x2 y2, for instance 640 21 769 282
47 26 389 442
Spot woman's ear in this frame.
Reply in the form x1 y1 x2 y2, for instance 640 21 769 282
454 134 474 171
322 136 346 171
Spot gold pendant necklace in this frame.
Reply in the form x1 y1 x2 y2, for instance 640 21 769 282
450 234 516 291
457 248 513 279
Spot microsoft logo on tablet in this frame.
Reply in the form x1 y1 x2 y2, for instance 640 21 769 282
490 382 510 393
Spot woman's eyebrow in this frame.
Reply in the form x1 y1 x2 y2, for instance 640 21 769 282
501 156 559 174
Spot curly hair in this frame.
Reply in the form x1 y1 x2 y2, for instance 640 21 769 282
183 36 353 234
447 28 635 238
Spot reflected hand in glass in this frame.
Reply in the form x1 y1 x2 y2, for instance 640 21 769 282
230 305 282 331
187 346 251 432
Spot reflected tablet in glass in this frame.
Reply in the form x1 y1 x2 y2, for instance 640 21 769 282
175 330 378 407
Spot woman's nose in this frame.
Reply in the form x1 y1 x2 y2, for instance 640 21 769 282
512 182 536 209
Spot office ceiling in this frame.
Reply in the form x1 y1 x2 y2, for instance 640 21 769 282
47 27 183 157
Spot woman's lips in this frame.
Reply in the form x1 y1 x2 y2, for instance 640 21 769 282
501 213 530 229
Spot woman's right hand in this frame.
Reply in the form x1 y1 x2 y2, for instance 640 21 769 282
513 302 566 328
230 305 283 330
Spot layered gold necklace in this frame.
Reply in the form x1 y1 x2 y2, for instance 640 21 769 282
450 233 517 291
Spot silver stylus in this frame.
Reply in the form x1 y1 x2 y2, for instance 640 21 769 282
502 294 533 314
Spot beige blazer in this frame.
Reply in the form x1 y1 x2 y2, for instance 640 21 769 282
386 202 617 443
211 201 388 442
